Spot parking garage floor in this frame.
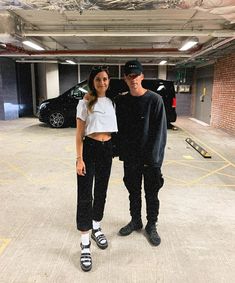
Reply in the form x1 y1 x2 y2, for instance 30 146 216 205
0 117 234 283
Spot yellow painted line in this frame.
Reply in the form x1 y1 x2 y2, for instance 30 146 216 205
173 160 211 172
165 176 188 184
53 158 77 166
175 161 235 178
1 160 33 183
217 172 235 178
183 155 194 160
163 160 176 165
165 159 228 163
65 145 74 152
164 180 235 187
168 183 235 188
194 184 235 187
0 238 11 255
109 179 122 185
0 180 14 185
187 163 230 186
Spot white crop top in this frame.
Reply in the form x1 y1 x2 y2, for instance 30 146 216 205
76 97 118 136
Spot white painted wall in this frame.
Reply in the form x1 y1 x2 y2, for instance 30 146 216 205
46 64 59 99
158 65 167 80
37 64 47 104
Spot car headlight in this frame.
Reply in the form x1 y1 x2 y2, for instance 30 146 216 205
39 102 49 110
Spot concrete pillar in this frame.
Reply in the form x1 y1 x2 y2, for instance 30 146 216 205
37 63 59 103
46 64 59 99
0 58 18 120
158 65 167 80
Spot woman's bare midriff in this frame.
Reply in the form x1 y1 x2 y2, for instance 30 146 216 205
88 132 111 142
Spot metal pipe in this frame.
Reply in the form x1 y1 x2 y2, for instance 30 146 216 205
187 36 235 60
23 30 235 37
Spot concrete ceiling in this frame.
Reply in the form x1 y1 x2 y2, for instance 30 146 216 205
0 0 235 66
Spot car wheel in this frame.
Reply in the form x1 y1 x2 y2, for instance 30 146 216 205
49 111 66 128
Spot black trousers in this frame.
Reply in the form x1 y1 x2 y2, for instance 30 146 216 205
123 161 164 224
76 137 113 231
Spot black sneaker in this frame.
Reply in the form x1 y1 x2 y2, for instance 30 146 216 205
145 223 161 246
119 220 143 236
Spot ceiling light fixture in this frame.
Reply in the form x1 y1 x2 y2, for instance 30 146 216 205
159 60 167 65
179 38 198 51
23 40 45 51
66 60 76 64
0 43 7 48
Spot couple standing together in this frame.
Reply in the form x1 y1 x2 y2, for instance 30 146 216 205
75 60 167 272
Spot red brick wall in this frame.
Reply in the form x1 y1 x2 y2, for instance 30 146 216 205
211 53 235 135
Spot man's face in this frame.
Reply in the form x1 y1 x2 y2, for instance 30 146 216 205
124 73 144 90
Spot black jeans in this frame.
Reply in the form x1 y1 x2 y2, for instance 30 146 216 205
123 161 164 224
76 137 113 231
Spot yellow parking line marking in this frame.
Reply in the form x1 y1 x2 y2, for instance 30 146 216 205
165 159 228 163
65 145 74 152
0 238 11 255
1 160 33 183
187 164 230 185
110 178 122 185
171 183 235 188
217 171 235 178
165 176 188 184
163 160 176 165
173 161 211 172
183 155 194 160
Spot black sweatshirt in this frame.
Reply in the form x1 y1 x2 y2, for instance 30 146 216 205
115 90 167 167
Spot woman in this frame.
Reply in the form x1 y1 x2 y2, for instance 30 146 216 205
76 66 118 272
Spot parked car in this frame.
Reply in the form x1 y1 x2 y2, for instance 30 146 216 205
38 79 177 128
38 80 88 128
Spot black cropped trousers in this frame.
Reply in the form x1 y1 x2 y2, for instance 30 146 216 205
76 137 112 231
123 160 164 225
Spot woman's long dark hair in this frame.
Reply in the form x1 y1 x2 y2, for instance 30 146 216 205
87 66 110 112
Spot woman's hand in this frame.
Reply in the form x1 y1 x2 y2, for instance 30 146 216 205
84 93 91 101
76 159 86 176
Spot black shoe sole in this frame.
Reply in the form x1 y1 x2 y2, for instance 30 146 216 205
81 263 92 272
144 230 161 246
91 233 108 249
118 226 143 236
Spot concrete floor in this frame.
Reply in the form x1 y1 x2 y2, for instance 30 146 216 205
0 117 234 283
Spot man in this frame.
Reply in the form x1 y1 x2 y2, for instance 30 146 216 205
115 60 167 246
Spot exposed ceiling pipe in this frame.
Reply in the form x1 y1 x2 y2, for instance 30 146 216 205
0 46 198 57
185 36 235 62
23 30 235 37
29 48 183 54
0 53 192 58
1 43 28 54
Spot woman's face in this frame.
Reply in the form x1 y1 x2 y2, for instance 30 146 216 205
93 71 110 95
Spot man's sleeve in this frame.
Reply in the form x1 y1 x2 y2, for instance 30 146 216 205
145 98 167 167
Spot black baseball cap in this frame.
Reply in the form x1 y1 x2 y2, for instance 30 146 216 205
124 60 143 75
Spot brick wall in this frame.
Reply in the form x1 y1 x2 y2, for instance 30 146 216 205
211 53 235 135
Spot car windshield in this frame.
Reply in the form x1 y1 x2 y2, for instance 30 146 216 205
68 81 89 99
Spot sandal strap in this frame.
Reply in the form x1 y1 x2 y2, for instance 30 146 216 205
81 255 91 262
92 229 107 244
93 228 101 233
80 253 92 266
96 234 107 243
81 253 91 257
80 241 91 249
